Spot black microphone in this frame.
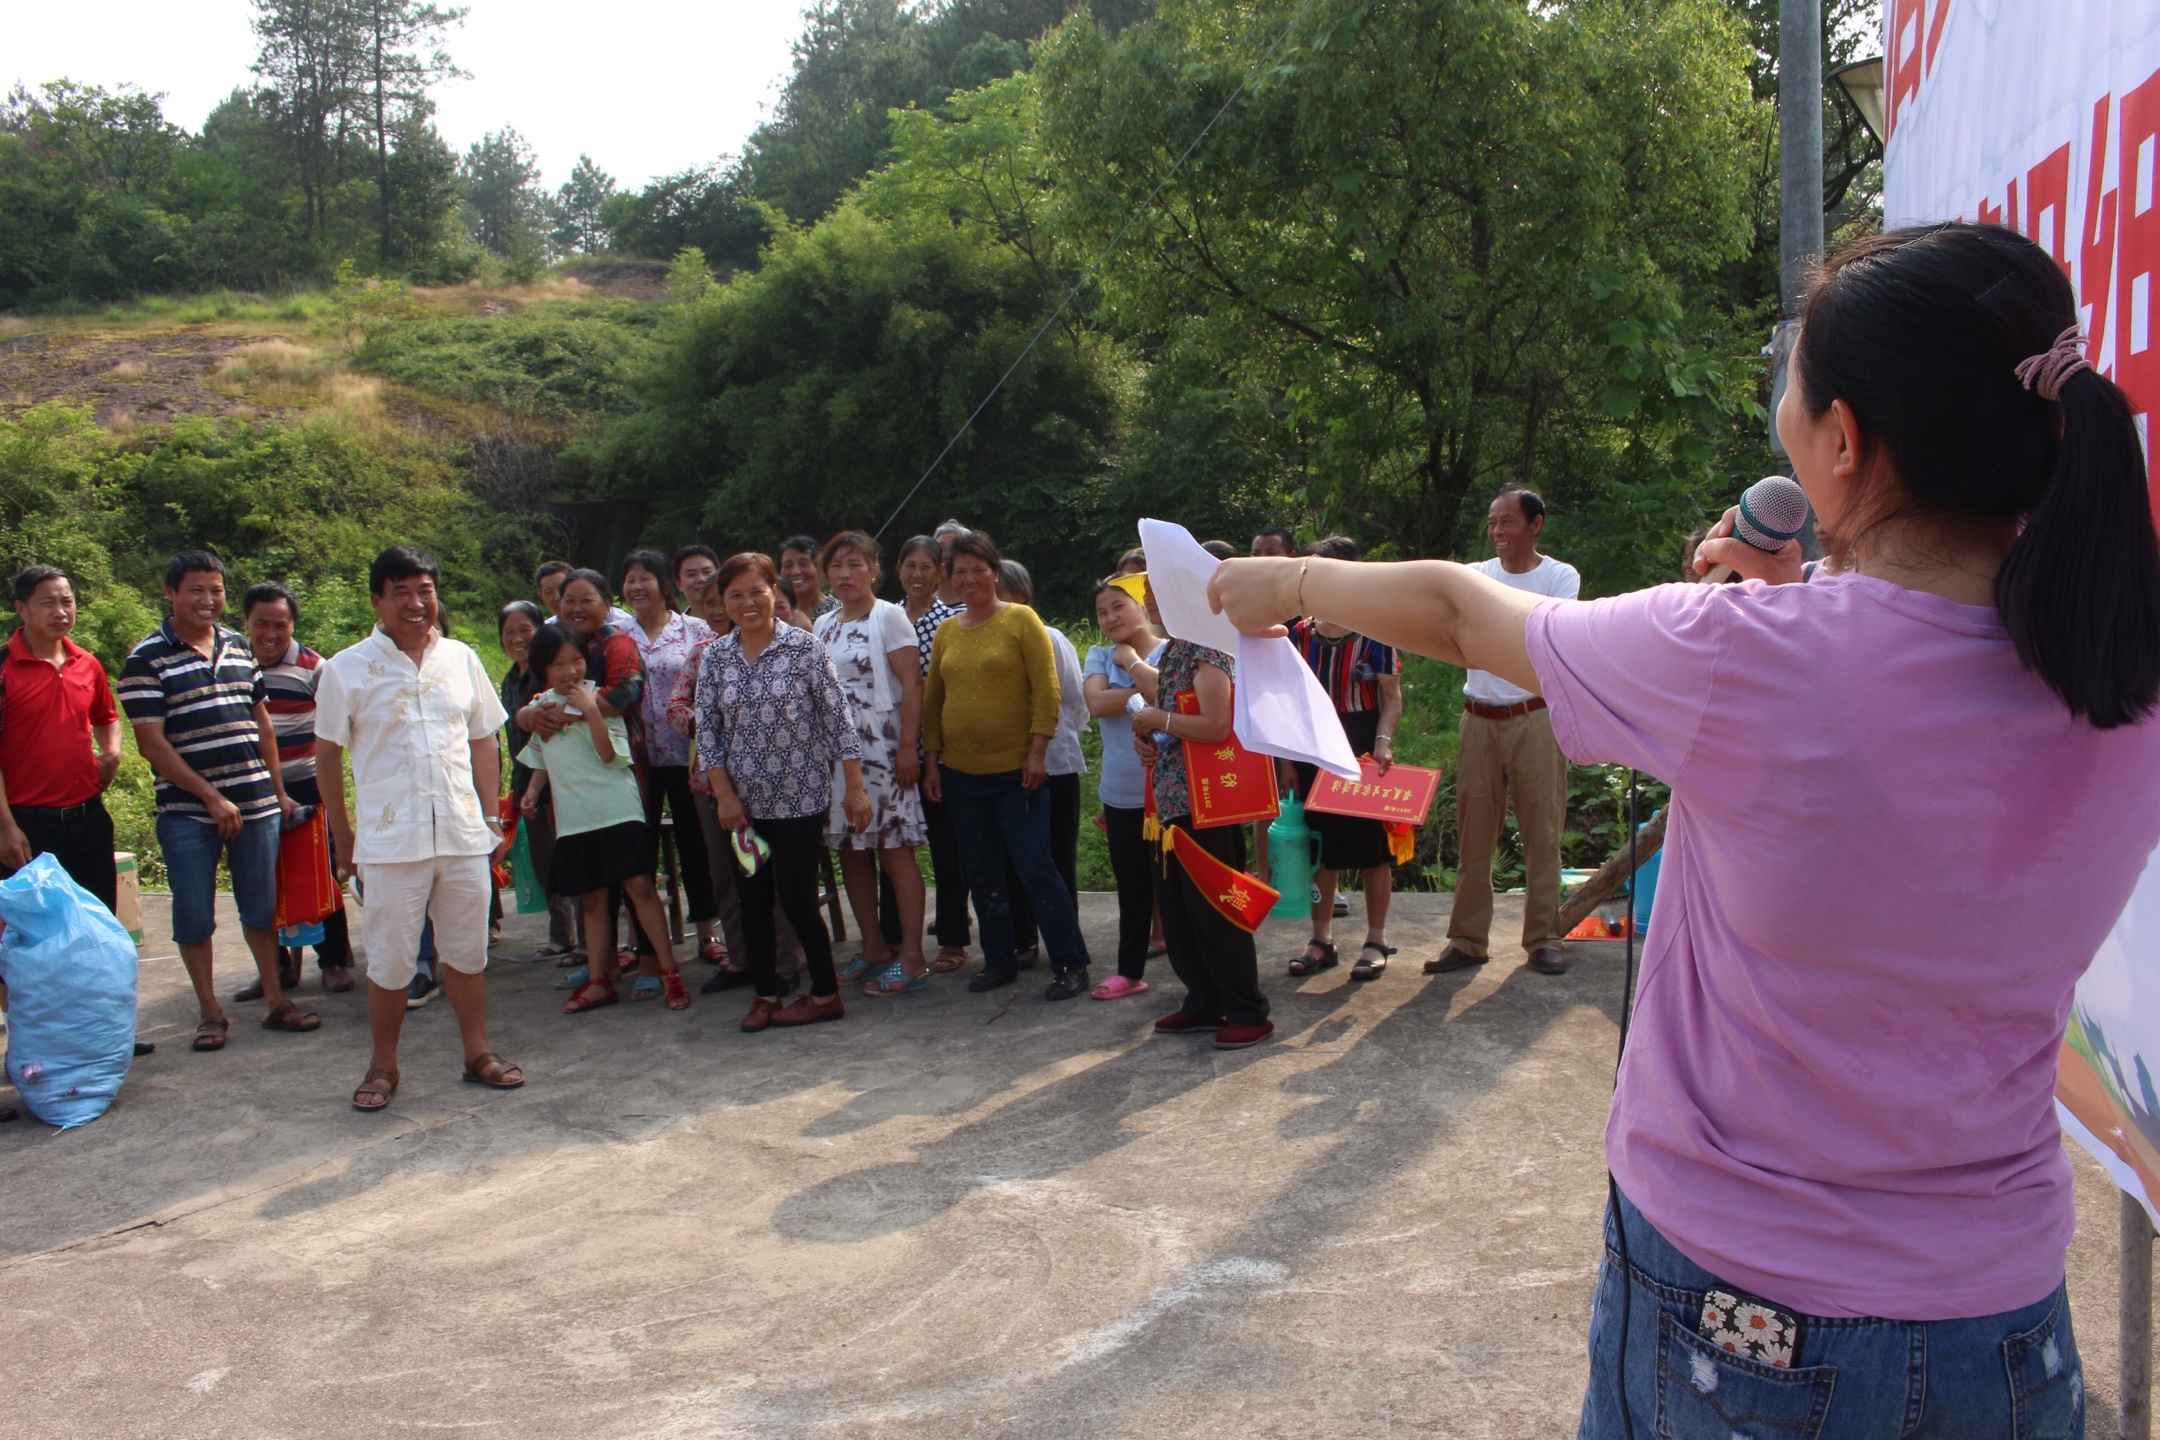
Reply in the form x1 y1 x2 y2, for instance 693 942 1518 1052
1704 476 1809 582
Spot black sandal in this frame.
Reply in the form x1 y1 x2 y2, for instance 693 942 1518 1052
1351 943 1395 981
1288 940 1338 977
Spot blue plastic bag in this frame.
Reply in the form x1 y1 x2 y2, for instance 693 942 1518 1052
0 854 137 1128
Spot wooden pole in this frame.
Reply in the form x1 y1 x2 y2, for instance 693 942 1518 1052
2127 1191 2154 1440
1557 809 1668 938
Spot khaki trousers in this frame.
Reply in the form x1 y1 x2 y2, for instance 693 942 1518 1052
1448 707 1567 956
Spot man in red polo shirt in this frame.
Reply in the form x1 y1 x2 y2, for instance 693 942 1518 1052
0 567 124 908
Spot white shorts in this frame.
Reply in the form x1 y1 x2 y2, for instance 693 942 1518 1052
357 855 492 990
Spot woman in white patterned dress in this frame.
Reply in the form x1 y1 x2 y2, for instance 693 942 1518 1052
815 531 930 993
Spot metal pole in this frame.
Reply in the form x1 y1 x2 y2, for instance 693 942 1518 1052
1778 0 1824 317
2127 1192 2155 1440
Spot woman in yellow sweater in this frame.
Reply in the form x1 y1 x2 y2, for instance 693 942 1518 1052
922 531 1094 998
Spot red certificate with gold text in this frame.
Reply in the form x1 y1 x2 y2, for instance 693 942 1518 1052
1176 689 1281 829
1304 759 1441 826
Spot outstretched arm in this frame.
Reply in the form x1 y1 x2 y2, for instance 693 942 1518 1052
1209 557 1546 695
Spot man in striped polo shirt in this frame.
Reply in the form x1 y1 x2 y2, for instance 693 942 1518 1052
243 581 356 995
120 551 320 1051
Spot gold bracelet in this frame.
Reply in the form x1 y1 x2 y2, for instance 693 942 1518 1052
1296 558 1311 615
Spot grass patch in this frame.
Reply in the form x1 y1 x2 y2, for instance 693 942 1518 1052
10 288 339 329
354 300 665 417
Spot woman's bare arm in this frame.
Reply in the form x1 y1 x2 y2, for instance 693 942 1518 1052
1210 557 1545 695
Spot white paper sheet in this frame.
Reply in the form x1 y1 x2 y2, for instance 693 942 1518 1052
1137 519 1361 779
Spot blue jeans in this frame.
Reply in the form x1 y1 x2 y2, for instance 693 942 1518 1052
159 810 279 944
1579 1187 2084 1439
938 765 1090 976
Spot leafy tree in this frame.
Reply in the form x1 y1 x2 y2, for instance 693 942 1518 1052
379 117 467 275
579 204 1124 603
1035 0 1761 584
552 153 616 255
460 126 547 274
741 0 1150 223
1709 0 1883 315
0 82 196 303
601 163 767 272
250 0 367 241
351 0 467 262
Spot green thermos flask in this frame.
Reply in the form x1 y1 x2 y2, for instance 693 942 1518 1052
1268 792 1315 919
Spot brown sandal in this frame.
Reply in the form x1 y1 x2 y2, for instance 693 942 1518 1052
352 1067 398 1111
461 1052 524 1089
262 1001 322 1032
192 1016 230 1051
931 947 968 973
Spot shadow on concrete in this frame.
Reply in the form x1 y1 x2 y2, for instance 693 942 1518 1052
770 983 1363 1243
724 939 1633 1436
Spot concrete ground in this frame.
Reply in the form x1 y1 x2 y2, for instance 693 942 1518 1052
0 889 2149 1438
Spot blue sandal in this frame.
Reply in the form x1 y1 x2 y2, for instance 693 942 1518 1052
554 965 589 990
861 960 928 996
630 974 663 1002
838 955 878 986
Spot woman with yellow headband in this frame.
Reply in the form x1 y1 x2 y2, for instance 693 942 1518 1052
1081 572 1163 998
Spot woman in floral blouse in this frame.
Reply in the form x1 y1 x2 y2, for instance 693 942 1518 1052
696 551 870 1031
666 582 809 996
815 531 930 995
621 548 720 965
1128 577 1272 1049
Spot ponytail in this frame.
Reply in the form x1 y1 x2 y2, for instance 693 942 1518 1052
1994 370 2160 727
1800 223 2160 728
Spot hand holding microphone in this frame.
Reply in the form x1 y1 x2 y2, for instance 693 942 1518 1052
1694 476 1810 585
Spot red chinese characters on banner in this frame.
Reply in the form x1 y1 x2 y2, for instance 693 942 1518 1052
2025 144 2072 267
2083 97 2119 368
1174 689 1281 830
2116 66 2160 501
1942 66 2160 520
1887 0 1955 140
1303 759 1443 827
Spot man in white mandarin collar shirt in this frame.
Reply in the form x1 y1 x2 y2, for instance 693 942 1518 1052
314 547 524 1111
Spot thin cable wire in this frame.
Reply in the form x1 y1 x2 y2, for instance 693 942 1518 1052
1607 766 1641 1440
872 0 1327 541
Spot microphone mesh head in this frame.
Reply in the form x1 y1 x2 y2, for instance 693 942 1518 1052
1735 476 1810 551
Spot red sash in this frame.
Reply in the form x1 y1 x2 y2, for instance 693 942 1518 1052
1168 825 1281 933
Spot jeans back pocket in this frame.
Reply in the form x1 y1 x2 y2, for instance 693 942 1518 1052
2002 1287 2083 1440
1656 1310 1837 1439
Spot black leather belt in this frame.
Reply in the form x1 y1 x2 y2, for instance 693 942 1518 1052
12 801 98 823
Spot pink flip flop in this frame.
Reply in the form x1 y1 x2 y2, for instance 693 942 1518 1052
1091 975 1150 1001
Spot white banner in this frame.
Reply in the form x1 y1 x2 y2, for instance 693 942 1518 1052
1884 0 2160 1226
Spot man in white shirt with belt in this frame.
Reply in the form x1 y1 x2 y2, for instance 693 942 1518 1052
314 547 524 1111
1429 488 1581 977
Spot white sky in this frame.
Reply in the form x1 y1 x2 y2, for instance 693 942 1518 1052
7 0 812 192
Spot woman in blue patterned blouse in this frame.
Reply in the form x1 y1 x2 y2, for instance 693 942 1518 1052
695 552 871 1031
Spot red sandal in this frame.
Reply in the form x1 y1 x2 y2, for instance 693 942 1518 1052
662 970 692 1010
564 978 617 1014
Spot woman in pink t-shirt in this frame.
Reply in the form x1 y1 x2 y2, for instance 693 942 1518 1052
1212 223 2160 1438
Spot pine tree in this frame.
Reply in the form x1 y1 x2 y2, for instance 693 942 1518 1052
553 154 616 256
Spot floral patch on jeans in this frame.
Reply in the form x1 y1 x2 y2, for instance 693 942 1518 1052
1698 1287 1799 1369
